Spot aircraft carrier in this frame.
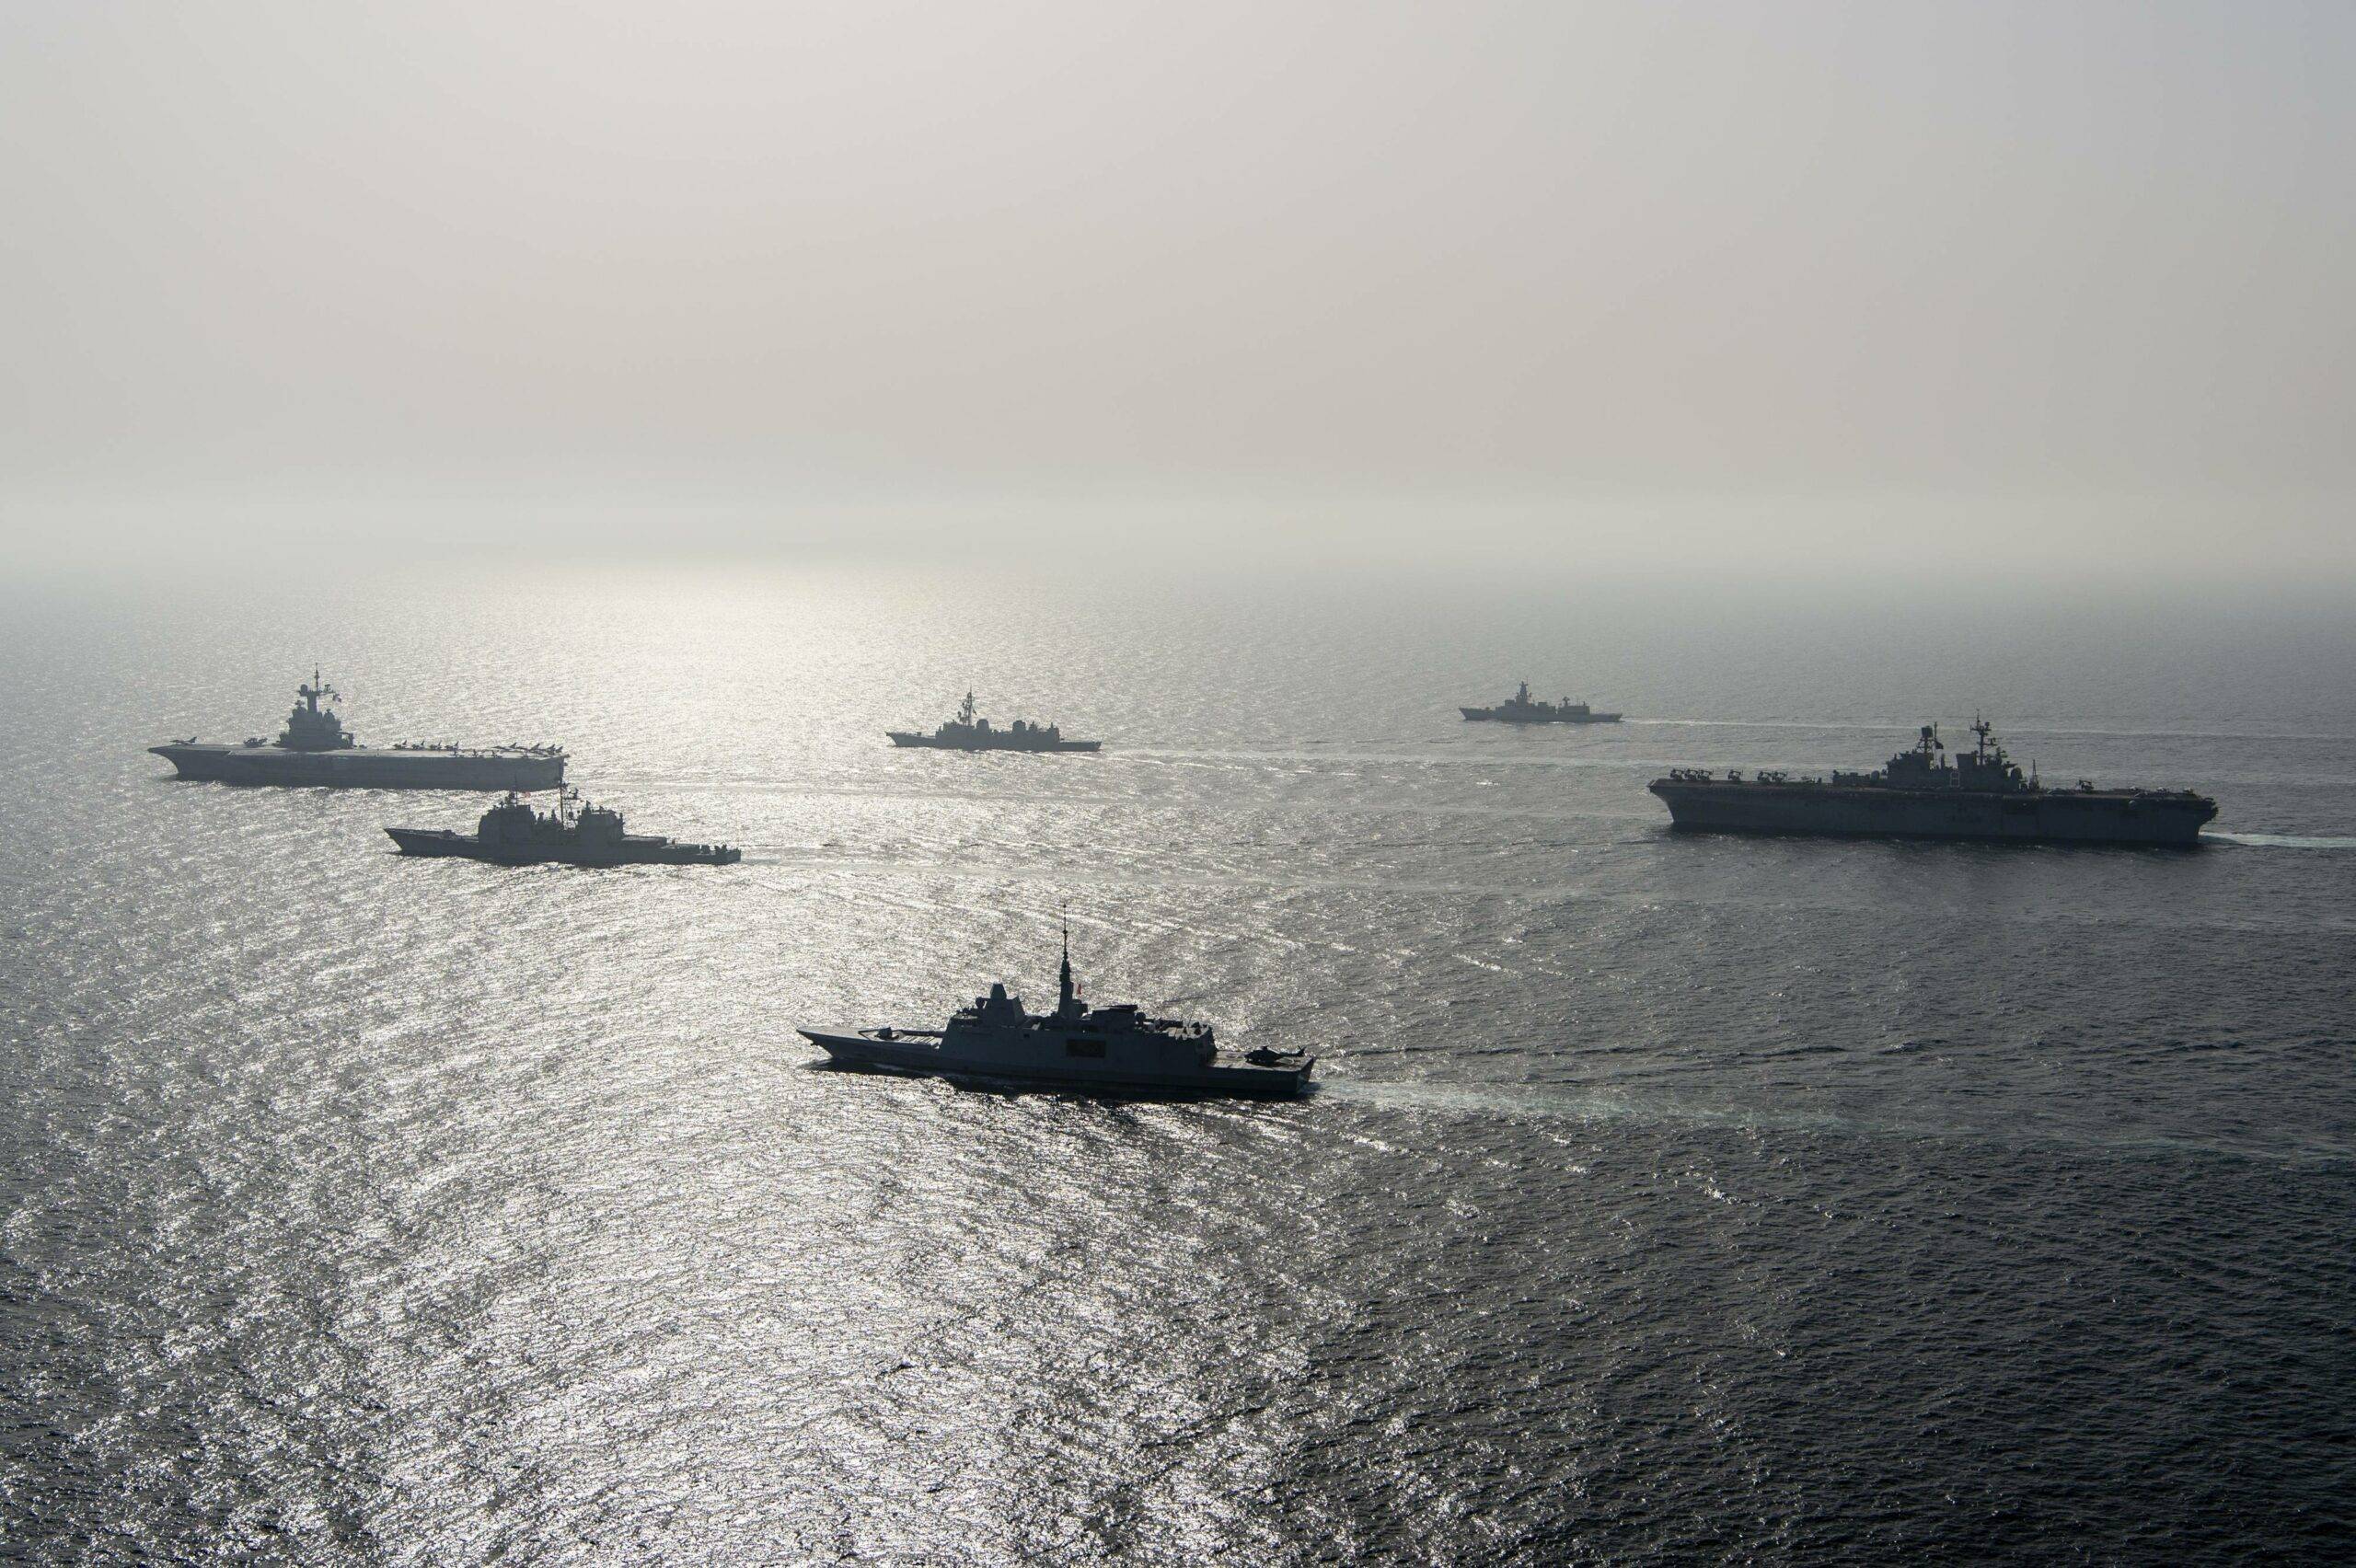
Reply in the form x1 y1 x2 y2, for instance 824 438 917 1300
1649 719 2217 846
150 672 565 790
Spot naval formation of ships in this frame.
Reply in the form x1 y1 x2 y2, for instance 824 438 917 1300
150 668 2227 1097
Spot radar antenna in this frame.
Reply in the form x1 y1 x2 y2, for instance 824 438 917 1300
297 667 341 711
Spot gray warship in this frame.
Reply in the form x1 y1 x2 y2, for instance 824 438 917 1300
799 924 1313 1098
152 672 564 790
387 790 739 866
887 691 1101 752
1650 719 2218 846
1461 681 1622 724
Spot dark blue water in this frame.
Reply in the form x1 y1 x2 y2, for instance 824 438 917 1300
3 562 2351 1562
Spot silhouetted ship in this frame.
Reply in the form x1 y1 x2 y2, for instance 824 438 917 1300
1650 719 2217 846
1461 681 1622 724
887 691 1100 752
800 924 1312 1098
387 790 738 866
151 672 564 790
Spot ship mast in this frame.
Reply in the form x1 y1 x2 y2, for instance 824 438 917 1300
298 667 340 714
1058 905 1078 1018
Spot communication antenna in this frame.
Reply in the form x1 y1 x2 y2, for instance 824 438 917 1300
1970 711 1996 757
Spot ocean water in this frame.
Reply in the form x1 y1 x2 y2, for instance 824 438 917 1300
2 560 2351 1562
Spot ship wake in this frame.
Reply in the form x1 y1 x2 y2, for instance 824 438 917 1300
2205 832 2356 849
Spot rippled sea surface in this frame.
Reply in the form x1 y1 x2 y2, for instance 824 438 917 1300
3 562 2352 1563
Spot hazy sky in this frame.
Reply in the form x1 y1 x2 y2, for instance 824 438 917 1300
5 2 2350 575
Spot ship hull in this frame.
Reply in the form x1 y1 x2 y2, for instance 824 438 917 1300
885 732 1102 752
154 744 562 790
1461 709 1621 723
386 827 737 865
1649 781 2214 846
797 1030 1311 1099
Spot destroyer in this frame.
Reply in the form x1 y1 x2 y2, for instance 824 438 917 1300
152 671 564 790
1461 681 1622 724
1650 718 2217 846
800 923 1312 1097
887 691 1100 752
387 790 739 866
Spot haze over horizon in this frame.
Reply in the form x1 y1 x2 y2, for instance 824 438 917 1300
5 1 2350 582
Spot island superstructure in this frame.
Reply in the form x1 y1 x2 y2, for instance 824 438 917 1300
1461 681 1622 724
799 922 1312 1097
152 671 564 790
387 790 737 866
888 691 1101 752
1649 718 2217 846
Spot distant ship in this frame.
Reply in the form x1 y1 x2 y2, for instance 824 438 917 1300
1649 718 2218 846
387 790 739 866
151 671 565 790
1461 681 1622 724
799 922 1312 1098
887 691 1101 752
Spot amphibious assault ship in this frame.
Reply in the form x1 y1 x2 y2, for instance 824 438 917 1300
800 923 1312 1098
1461 681 1622 724
887 691 1101 752
387 790 738 866
1649 719 2217 846
151 672 564 790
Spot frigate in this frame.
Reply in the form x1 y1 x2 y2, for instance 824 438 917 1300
151 672 564 790
1649 718 2217 846
387 790 739 866
887 691 1101 752
1461 681 1622 724
800 923 1312 1097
